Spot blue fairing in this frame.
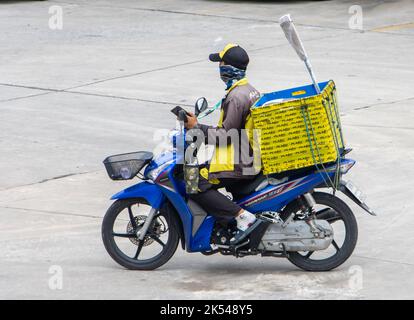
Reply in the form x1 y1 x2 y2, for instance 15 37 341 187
115 153 213 252
109 142 354 254
235 159 354 213
110 181 165 209
157 164 214 252
191 216 215 251
237 174 323 213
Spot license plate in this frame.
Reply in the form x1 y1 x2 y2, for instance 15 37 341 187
344 180 367 203
342 180 376 216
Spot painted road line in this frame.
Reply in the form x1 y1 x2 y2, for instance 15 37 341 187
371 22 414 32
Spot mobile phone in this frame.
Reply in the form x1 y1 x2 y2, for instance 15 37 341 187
170 106 189 117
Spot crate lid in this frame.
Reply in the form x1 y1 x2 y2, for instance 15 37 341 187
254 80 332 108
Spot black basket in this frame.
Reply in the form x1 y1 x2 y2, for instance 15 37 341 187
103 151 153 180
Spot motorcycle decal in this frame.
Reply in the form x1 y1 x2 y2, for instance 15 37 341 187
240 177 308 207
155 169 175 192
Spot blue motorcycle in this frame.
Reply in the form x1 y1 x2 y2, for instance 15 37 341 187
101 98 375 271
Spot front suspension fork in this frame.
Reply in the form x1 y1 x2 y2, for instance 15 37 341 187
137 207 157 240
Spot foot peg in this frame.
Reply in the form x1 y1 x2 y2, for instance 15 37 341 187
229 219 262 245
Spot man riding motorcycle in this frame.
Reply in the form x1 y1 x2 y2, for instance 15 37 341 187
184 43 262 244
102 37 370 271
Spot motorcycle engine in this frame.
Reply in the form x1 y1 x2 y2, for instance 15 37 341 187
258 219 334 252
211 224 235 246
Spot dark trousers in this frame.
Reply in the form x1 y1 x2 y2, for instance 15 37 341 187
188 176 244 220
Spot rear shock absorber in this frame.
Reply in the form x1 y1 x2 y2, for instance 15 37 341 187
297 192 317 219
303 192 316 208
284 192 317 227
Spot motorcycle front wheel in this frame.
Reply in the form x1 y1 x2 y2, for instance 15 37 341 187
280 192 358 272
102 199 179 270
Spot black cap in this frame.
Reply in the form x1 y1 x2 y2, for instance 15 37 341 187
209 44 249 70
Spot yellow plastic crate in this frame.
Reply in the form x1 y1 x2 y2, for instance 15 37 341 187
251 80 344 175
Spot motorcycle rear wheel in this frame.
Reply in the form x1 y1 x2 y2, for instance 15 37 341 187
281 192 358 272
102 199 179 270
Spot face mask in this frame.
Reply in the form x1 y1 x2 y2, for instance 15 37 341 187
219 65 246 89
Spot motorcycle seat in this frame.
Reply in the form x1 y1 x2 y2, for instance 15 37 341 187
229 173 268 197
230 166 315 200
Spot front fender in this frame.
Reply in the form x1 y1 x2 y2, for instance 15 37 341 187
110 181 165 209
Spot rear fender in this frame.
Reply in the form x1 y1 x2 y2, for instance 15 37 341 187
339 180 377 216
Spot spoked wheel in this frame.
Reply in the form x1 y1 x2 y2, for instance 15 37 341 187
281 192 358 271
102 199 179 270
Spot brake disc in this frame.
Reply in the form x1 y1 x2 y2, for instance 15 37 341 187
126 215 165 247
126 215 152 246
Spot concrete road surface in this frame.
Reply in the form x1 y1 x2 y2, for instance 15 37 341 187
1 0 414 299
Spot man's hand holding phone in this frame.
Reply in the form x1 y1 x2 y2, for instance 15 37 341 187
170 106 197 129
184 112 197 129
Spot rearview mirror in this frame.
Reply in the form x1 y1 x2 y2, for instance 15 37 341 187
195 97 208 117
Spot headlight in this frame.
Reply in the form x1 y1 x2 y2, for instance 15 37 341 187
145 161 173 181
146 167 162 181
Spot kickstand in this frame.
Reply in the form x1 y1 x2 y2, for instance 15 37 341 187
230 239 250 257
282 243 288 258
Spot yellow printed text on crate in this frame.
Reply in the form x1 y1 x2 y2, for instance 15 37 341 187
251 81 344 175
